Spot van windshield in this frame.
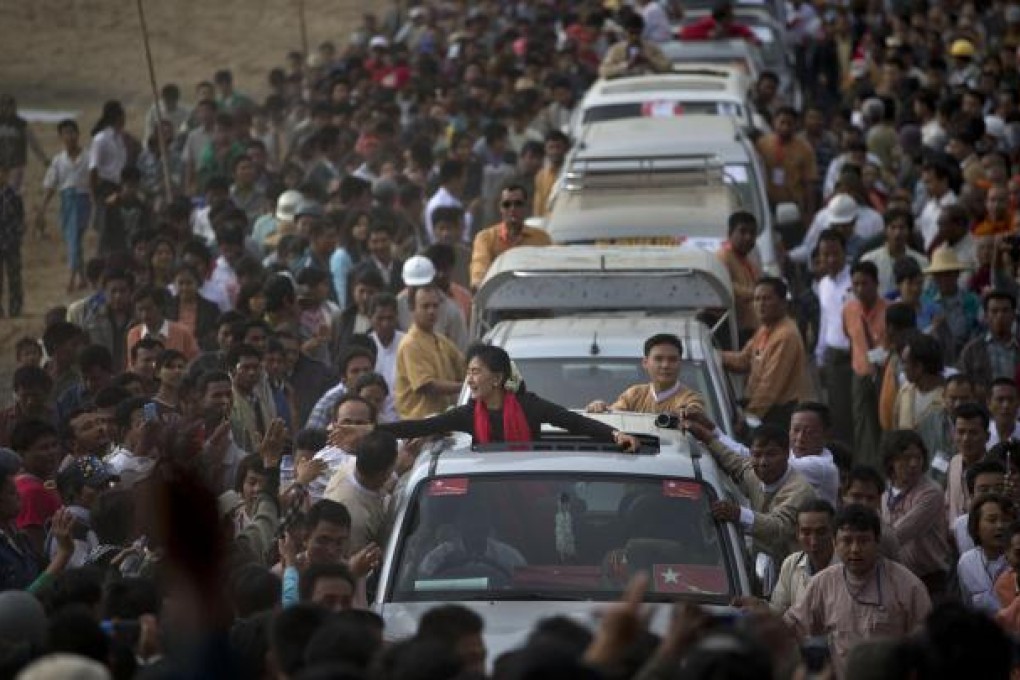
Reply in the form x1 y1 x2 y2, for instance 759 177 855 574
389 473 733 603
512 357 722 425
583 100 746 125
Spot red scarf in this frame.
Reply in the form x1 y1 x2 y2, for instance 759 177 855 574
473 391 532 444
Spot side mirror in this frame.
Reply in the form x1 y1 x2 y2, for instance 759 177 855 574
775 202 801 227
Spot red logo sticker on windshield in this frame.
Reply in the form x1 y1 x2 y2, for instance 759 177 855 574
653 564 727 593
428 477 469 496
641 101 684 118
663 479 701 499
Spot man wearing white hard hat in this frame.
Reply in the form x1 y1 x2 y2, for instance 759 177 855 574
396 256 469 351
253 189 302 253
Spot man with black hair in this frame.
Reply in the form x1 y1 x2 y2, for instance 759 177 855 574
469 184 550 289
688 422 816 589
425 159 471 243
299 562 356 612
417 604 487 675
533 130 569 218
783 504 931 675
78 267 134 370
364 222 403 294
892 333 945 434
127 286 199 363
587 334 706 417
946 402 992 524
959 291 1019 394
181 237 231 312
11 419 62 557
269 603 329 679
0 366 53 448
55 344 114 425
599 12 671 79
722 277 813 428
843 260 887 458
325 430 398 555
105 397 155 488
227 344 277 455
336 264 385 352
717 211 761 342
42 321 85 401
842 465 901 560
769 499 836 613
127 337 164 395
305 347 377 431
953 459 1008 554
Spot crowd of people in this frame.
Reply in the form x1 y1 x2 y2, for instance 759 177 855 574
0 0 1019 677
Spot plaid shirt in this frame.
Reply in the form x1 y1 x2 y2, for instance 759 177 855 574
0 185 24 251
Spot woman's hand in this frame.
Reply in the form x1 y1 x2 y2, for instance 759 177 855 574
613 431 641 453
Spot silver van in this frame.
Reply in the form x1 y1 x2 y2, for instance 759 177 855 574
373 413 754 661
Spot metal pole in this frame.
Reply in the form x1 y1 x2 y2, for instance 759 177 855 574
136 0 174 205
298 0 310 60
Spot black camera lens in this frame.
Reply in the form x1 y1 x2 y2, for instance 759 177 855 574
655 413 680 429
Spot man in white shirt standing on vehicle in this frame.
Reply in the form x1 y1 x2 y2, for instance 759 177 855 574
635 0 673 43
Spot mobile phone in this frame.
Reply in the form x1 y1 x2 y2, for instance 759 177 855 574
142 402 158 423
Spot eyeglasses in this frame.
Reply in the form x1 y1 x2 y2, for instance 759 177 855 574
501 200 525 208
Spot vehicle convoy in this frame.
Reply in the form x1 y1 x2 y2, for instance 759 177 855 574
468 245 746 435
541 115 795 275
373 412 754 660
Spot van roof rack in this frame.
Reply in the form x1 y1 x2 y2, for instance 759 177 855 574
470 432 661 455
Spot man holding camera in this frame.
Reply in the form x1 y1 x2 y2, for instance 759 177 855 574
586 334 706 418
598 13 672 80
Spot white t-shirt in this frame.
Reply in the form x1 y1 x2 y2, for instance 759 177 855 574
88 128 127 184
43 148 90 193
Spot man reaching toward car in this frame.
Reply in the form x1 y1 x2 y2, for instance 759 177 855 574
587 334 707 417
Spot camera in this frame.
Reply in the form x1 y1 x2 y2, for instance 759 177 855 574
655 413 681 429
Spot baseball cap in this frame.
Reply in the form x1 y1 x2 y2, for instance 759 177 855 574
56 456 118 498
275 190 304 222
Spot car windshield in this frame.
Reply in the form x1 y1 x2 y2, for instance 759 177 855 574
389 473 733 603
512 357 722 424
584 101 746 125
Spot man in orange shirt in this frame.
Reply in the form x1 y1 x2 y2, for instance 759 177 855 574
716 210 761 345
721 276 813 430
126 286 200 366
470 184 552 289
842 261 887 465
756 107 818 219
973 184 1014 236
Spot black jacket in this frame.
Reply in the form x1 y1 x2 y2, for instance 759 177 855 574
165 294 221 351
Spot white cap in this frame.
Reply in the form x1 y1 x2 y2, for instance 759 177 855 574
369 35 390 49
402 256 436 286
275 190 304 222
827 194 859 225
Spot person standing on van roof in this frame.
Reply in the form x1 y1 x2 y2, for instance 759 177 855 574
469 184 551 290
586 334 707 417
598 13 672 80
717 211 762 345
721 277 813 430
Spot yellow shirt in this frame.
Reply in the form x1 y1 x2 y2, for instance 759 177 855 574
722 316 813 416
470 222 552 288
610 383 707 415
395 325 466 419
716 246 760 332
532 165 559 218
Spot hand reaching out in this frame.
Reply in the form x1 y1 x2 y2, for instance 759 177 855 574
295 457 328 486
348 543 383 578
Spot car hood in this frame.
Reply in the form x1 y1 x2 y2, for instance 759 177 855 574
378 600 718 660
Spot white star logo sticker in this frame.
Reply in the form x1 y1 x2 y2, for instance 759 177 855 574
662 568 679 585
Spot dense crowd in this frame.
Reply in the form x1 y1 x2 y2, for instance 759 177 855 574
1 0 1020 677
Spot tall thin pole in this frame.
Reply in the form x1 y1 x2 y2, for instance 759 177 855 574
136 0 173 205
298 0 310 59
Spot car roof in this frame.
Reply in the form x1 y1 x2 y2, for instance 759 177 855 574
575 115 744 157
584 71 749 103
475 245 734 311
487 315 715 361
419 413 707 482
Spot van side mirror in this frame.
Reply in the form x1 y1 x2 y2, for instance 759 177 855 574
775 202 801 227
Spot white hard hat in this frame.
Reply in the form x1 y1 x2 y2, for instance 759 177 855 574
275 190 304 222
402 256 436 286
827 193 859 225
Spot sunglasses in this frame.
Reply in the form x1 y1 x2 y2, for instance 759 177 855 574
501 200 525 208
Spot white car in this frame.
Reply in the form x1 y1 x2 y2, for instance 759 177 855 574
568 68 766 140
373 412 754 661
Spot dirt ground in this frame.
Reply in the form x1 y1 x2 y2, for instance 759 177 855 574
0 0 366 404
